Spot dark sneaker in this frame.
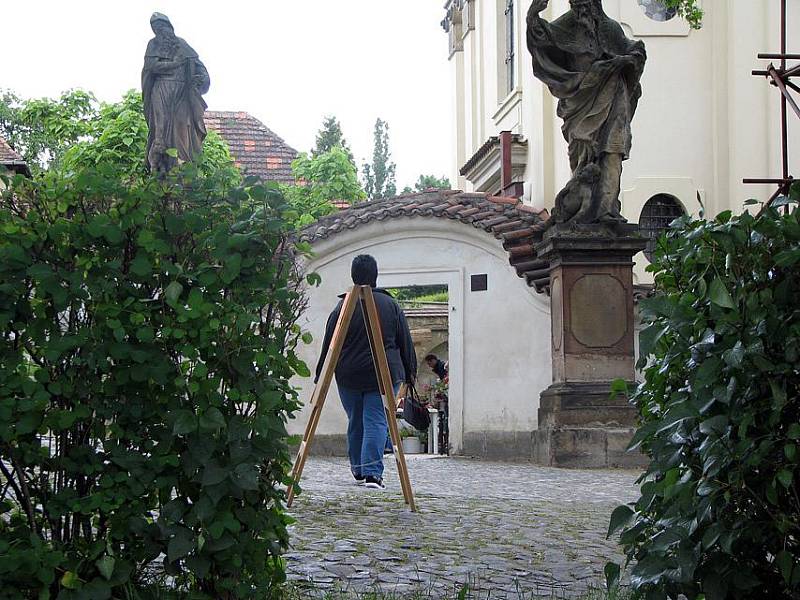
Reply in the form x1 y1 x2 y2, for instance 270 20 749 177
364 476 385 490
352 472 366 486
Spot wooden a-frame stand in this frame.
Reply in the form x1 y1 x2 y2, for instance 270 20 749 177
287 285 417 512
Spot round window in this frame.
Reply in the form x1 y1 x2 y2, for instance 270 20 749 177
637 0 677 22
639 194 685 262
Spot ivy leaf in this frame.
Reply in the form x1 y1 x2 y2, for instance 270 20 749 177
774 249 800 267
788 423 800 440
202 463 229 486
173 410 197 435
130 255 152 277
607 505 634 539
699 415 729 435
785 444 797 462
723 341 745 368
199 407 226 431
96 556 115 581
604 562 620 590
60 571 80 589
164 281 183 303
777 469 793 489
167 531 195 563
776 550 794 583
165 147 179 158
709 277 735 309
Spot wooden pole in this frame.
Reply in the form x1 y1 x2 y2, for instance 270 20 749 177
286 287 359 507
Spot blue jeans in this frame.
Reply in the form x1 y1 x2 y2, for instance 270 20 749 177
338 384 398 479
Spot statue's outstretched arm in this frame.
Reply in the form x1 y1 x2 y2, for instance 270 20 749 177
527 0 553 48
527 0 549 19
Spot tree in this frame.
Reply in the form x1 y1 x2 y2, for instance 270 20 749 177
0 89 98 174
362 118 397 200
402 174 451 194
284 146 366 227
312 115 354 164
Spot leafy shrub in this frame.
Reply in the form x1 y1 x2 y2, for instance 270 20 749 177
607 193 800 599
0 162 308 598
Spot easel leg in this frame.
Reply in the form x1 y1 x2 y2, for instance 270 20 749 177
359 286 417 512
287 287 359 508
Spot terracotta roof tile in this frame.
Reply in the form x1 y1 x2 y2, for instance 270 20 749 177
204 111 297 185
298 190 552 293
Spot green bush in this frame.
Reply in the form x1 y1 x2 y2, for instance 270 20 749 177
607 193 800 599
0 163 308 598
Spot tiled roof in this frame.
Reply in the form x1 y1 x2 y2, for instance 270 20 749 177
299 190 553 293
204 111 297 184
0 135 30 176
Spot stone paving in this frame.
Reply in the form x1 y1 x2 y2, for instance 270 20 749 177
286 455 640 598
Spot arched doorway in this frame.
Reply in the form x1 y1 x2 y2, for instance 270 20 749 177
290 190 552 458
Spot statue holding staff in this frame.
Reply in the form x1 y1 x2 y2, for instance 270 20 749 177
527 0 646 225
142 13 210 174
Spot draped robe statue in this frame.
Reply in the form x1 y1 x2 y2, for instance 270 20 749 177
527 0 646 226
142 13 210 174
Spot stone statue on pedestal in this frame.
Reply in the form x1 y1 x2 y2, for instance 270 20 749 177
142 13 210 174
527 0 646 226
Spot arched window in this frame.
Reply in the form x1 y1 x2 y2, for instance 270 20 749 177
637 0 677 22
639 194 685 261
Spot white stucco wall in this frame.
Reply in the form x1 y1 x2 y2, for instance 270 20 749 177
289 218 552 455
448 0 800 284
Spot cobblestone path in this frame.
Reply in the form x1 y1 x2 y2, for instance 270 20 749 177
286 456 639 598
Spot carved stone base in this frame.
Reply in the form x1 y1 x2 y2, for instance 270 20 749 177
538 381 639 428
533 223 647 468
532 426 646 469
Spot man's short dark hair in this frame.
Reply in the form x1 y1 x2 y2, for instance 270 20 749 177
425 354 438 362
351 254 378 287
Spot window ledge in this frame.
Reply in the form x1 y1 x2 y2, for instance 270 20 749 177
493 88 523 125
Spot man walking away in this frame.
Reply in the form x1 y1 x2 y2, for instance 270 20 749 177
315 255 417 489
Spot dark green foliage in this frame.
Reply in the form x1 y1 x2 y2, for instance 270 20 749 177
312 115 354 165
608 190 800 599
362 119 396 200
0 160 307 598
401 175 451 195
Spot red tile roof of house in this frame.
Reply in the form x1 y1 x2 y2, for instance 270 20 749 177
204 111 298 184
0 136 30 175
299 190 553 293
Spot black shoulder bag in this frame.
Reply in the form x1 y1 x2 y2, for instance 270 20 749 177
402 383 430 431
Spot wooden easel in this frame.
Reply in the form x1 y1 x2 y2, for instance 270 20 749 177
287 285 417 512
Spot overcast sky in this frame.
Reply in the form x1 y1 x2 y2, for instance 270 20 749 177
4 1 453 189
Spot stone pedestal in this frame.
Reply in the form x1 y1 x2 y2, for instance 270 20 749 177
533 223 647 468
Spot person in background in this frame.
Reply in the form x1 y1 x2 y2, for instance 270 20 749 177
425 354 448 381
314 255 417 489
424 353 449 454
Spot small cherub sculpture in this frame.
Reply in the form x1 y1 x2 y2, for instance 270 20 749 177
550 163 601 225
